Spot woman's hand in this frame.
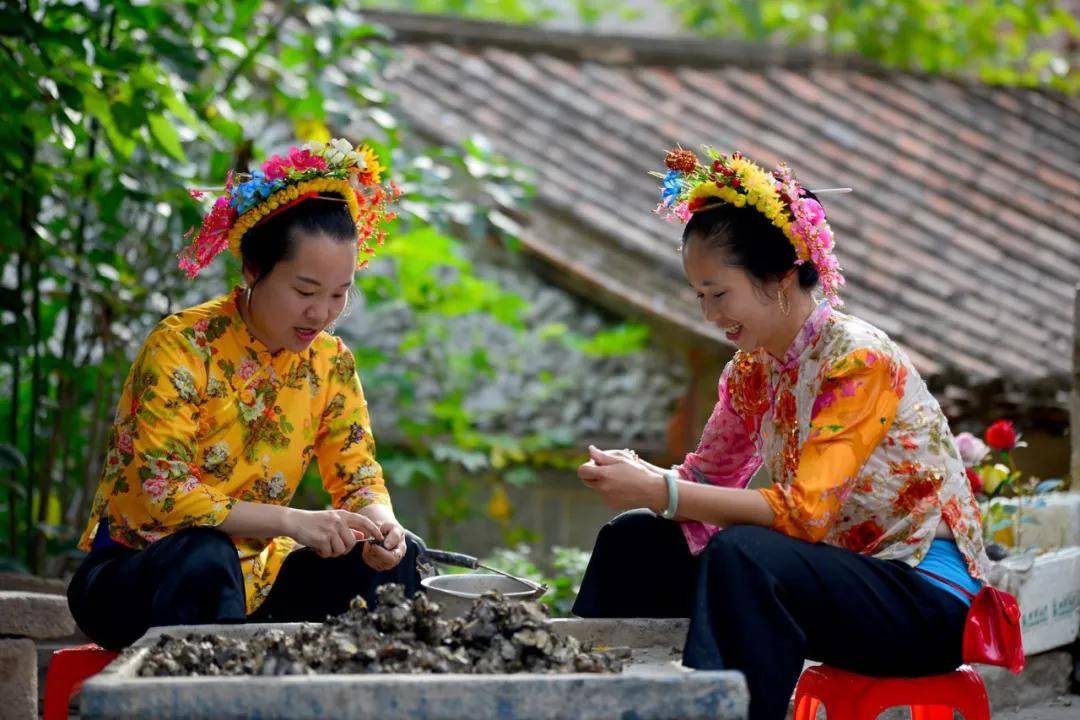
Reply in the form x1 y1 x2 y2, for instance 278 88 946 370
283 508 384 559
594 447 668 476
578 445 667 512
600 447 642 465
362 520 407 572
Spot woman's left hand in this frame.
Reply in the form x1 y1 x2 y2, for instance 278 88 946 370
578 445 666 512
361 521 408 572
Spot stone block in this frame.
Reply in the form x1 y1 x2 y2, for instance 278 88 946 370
0 591 76 639
0 572 67 595
990 548 1080 655
0 638 37 720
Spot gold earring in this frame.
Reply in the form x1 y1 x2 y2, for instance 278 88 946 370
778 289 790 316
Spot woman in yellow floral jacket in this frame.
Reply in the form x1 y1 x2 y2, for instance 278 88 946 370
573 149 992 720
68 139 415 649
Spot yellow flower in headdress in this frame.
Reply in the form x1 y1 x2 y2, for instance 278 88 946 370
652 145 846 307
359 145 384 184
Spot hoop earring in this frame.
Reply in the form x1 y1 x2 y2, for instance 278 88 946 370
777 289 790 316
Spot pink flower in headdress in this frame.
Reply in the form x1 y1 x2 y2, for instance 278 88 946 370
789 194 845 307
261 155 291 180
260 147 327 180
654 200 692 224
287 147 327 172
178 195 237 279
802 198 826 225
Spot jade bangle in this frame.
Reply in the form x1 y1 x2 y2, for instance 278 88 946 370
661 467 679 520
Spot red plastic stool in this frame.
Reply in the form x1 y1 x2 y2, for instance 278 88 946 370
43 643 119 720
793 664 990 720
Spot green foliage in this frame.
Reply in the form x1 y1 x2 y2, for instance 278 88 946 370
665 0 1080 92
357 0 637 28
570 323 650 357
364 0 561 23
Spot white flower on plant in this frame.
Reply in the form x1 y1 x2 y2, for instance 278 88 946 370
955 432 989 467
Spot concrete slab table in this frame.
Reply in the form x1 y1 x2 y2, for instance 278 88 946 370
79 618 748 720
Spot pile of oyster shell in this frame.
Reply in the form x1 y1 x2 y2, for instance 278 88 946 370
138 585 623 676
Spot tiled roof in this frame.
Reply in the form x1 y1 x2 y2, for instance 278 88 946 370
368 11 1080 386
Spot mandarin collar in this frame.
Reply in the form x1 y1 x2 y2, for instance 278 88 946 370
226 286 295 367
765 300 832 372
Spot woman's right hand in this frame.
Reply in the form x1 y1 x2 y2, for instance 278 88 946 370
602 448 641 465
283 508 384 558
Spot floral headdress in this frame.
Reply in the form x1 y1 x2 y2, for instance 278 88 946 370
178 138 400 278
653 146 845 307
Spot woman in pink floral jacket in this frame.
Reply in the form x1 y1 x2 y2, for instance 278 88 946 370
573 148 990 720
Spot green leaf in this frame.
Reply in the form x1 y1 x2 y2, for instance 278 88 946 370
148 113 186 161
159 82 201 130
503 466 538 487
0 443 26 472
351 345 388 371
82 87 136 158
573 323 650 356
381 457 440 488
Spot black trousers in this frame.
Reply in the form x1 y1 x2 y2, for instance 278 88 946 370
572 510 969 720
67 526 422 650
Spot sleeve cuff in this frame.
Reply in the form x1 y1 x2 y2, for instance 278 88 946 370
340 489 393 514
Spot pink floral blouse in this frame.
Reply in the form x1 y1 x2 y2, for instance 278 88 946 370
677 301 990 580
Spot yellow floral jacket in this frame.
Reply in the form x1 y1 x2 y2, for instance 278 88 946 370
78 288 391 612
677 301 991 580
